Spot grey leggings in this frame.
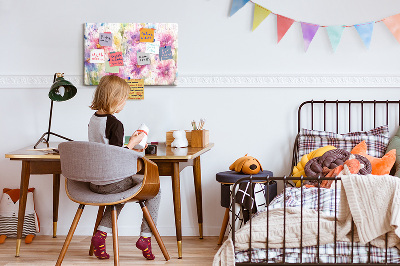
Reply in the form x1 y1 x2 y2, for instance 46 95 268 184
89 176 161 236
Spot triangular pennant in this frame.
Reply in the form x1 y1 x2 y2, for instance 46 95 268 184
277 15 295 43
354 22 374 49
383 14 400 44
230 0 250 17
326 25 345 52
252 4 271 31
301 22 319 52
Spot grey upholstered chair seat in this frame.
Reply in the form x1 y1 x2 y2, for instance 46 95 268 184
56 141 170 265
66 175 144 205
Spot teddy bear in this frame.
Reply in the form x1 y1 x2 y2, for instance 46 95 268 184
171 130 188 148
0 188 39 244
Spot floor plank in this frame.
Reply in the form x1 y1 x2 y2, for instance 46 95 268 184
0 236 222 265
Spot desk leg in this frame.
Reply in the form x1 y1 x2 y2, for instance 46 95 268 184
171 162 182 259
193 157 203 239
16 161 31 257
53 174 60 238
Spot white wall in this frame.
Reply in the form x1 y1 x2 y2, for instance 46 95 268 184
1 0 400 236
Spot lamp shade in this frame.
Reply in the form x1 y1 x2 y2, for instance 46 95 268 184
48 76 77 102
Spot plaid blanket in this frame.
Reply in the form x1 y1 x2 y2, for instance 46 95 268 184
235 186 400 263
235 242 400 263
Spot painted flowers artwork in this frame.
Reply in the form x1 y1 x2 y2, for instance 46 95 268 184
84 23 178 85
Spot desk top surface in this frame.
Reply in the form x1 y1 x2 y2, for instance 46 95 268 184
5 142 214 161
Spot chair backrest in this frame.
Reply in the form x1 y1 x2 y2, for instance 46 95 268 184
59 141 142 183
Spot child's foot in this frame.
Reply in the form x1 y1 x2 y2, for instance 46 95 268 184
91 230 110 259
136 236 155 260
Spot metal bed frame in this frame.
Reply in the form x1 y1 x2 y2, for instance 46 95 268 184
232 100 400 265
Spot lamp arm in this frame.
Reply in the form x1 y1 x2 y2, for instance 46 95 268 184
46 100 54 143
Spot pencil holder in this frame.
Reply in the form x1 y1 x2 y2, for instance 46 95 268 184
191 130 209 148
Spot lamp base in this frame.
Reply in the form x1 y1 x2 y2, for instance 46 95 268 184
33 132 73 149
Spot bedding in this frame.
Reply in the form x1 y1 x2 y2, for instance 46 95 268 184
214 176 400 265
296 125 390 162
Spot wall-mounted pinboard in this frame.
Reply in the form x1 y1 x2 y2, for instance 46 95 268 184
84 23 178 86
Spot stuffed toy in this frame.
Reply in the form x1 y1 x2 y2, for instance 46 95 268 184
351 140 396 175
0 188 39 244
292 145 336 187
305 149 371 178
230 154 263 175
321 154 364 188
171 130 188 148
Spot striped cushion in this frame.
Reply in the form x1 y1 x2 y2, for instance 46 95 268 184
296 125 390 164
0 213 37 237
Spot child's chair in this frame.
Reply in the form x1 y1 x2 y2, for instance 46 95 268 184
56 141 169 266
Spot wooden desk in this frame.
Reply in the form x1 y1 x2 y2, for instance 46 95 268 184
5 142 213 259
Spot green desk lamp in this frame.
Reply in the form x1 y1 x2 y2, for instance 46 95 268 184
34 73 77 149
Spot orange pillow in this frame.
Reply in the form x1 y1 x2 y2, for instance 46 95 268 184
351 140 396 175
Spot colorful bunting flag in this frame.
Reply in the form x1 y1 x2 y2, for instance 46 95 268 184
383 14 400 44
301 22 319 52
229 1 400 52
230 0 250 17
277 15 295 43
326 26 345 52
252 4 271 31
354 22 374 49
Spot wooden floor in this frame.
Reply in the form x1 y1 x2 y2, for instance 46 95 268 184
0 236 223 265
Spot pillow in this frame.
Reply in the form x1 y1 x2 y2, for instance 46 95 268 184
386 127 400 177
296 125 390 163
351 140 396 175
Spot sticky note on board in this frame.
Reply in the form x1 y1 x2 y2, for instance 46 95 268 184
126 79 144 100
105 61 120 73
90 49 105 63
140 28 155 42
137 52 151 65
109 52 124 67
159 46 173 60
146 41 160 54
99 32 113 46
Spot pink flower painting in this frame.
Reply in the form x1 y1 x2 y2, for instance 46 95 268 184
84 23 178 85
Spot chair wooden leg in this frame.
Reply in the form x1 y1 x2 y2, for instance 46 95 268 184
56 204 85 266
218 208 230 245
89 206 105 256
139 201 170 261
111 205 119 266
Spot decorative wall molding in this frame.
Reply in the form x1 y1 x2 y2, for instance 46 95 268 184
0 75 399 88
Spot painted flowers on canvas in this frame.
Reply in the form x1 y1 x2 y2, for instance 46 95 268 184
84 23 178 85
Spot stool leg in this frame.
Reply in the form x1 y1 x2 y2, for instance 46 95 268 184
218 208 230 245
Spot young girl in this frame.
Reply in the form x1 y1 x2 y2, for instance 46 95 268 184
88 75 161 260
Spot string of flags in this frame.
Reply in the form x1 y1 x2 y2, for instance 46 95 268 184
230 0 400 52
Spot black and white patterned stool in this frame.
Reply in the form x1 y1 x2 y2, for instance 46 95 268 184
216 170 276 245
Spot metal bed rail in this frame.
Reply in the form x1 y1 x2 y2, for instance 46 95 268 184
232 175 393 265
292 100 400 170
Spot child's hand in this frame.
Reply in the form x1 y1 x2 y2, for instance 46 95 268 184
126 131 145 150
133 143 148 153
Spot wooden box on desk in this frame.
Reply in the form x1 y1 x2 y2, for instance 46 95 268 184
191 130 209 148
166 130 192 146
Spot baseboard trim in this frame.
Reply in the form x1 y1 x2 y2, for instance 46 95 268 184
1 75 399 88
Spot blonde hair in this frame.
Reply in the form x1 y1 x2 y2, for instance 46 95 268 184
90 75 130 114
